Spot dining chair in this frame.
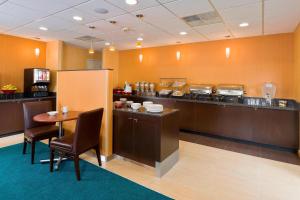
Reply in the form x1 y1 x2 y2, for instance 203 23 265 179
50 108 104 181
23 101 59 164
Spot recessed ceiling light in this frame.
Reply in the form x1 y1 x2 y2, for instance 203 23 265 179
73 16 83 21
125 0 138 5
39 26 48 31
105 42 110 46
137 37 143 41
179 31 187 35
239 22 249 27
94 8 109 14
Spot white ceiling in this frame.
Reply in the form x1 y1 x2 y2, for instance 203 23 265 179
0 0 299 50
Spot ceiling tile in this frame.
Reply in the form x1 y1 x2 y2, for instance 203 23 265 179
132 5 176 22
194 23 230 40
264 0 300 34
219 2 261 23
106 0 159 12
0 2 47 21
24 16 77 32
54 8 101 24
211 0 260 10
0 12 32 30
157 0 177 3
164 0 213 18
86 20 121 33
10 0 89 14
75 0 126 20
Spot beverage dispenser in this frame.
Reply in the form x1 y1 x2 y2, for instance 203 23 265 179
24 68 50 97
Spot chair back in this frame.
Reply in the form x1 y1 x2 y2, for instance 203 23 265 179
73 108 104 154
23 101 53 129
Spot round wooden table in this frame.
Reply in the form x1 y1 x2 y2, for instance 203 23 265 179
33 111 81 167
34 111 81 137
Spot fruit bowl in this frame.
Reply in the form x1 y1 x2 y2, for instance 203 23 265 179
1 89 17 94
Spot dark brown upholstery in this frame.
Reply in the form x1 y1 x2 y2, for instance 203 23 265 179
22 101 59 164
50 108 104 181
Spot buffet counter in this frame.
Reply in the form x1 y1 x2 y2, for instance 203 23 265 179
114 94 299 150
0 93 56 137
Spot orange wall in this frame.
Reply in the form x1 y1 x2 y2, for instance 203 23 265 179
119 33 294 98
0 34 46 92
294 24 300 101
102 48 119 88
62 43 102 70
57 70 113 157
46 40 63 92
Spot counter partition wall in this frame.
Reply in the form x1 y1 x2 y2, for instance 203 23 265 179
56 69 113 158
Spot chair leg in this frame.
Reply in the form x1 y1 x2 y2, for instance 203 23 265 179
50 149 54 172
31 141 35 164
94 145 102 167
22 138 27 154
48 138 52 147
74 156 81 181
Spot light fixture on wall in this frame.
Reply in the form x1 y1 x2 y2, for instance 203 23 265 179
34 48 40 57
225 47 230 59
139 53 143 63
176 51 181 61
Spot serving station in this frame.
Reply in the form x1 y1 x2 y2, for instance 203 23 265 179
114 79 299 152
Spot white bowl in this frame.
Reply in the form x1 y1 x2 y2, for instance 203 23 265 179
47 111 58 116
131 103 141 110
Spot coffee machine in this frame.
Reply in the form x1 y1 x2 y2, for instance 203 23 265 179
24 68 50 97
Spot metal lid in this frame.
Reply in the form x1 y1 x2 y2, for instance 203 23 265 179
216 84 244 96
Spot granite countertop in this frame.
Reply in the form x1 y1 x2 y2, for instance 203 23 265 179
0 93 56 103
114 94 299 111
113 107 179 117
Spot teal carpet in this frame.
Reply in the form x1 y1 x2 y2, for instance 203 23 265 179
0 142 172 200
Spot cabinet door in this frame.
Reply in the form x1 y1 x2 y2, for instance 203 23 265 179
175 101 196 131
133 114 158 167
113 112 135 160
0 102 19 136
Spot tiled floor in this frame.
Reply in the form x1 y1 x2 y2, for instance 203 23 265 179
1 133 300 200
180 132 300 165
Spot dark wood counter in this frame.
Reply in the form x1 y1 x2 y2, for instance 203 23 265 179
0 95 56 137
113 108 179 176
114 94 299 150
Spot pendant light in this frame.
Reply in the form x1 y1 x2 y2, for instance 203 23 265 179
89 40 94 54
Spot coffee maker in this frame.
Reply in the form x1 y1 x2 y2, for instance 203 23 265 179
24 68 50 97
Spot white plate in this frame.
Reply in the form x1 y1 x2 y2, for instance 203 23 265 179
47 111 58 116
148 110 163 113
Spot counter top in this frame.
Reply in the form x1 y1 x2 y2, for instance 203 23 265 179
114 94 299 111
113 107 179 117
0 93 56 103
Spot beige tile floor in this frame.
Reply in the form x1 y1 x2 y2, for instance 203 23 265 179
1 134 300 200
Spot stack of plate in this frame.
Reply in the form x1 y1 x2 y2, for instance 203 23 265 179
147 104 164 113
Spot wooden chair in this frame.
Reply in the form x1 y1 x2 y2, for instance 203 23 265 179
23 101 59 164
50 108 104 181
